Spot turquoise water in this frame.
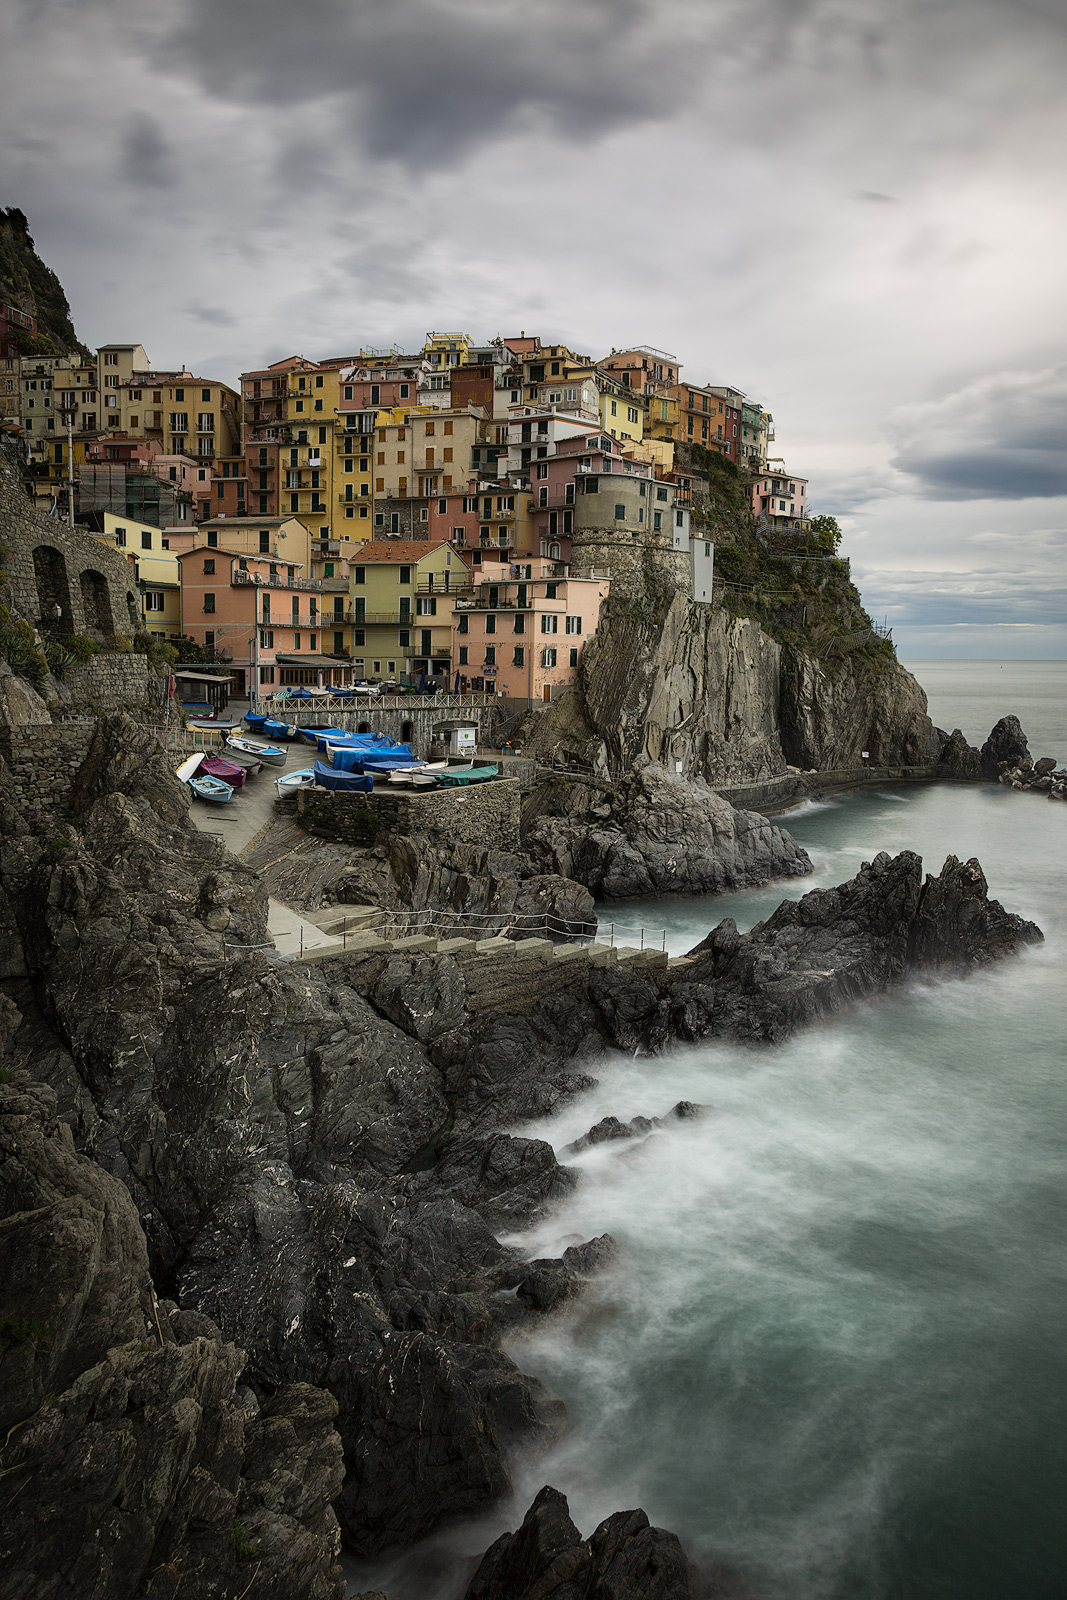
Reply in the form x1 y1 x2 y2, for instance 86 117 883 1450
346 663 1067 1598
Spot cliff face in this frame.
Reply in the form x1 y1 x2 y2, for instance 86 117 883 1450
523 592 940 784
0 206 87 356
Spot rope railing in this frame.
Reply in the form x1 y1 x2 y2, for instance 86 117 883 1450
326 904 668 952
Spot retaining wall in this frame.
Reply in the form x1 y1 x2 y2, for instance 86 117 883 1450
0 723 96 820
296 777 520 851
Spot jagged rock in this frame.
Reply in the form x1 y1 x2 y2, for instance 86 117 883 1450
1033 756 1057 776
565 1101 706 1155
937 727 982 780
526 761 811 898
0 657 52 726
0 1073 346 1600
464 1484 701 1599
980 714 1031 780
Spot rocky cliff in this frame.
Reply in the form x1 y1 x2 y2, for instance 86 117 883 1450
0 718 1042 1593
522 589 940 784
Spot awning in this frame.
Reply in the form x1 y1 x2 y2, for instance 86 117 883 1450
275 654 349 668
173 669 235 683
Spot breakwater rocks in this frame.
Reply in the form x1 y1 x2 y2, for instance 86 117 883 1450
0 716 1044 1591
1000 756 1066 800
936 713 1032 782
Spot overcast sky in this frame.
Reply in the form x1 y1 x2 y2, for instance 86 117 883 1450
3 0 1065 657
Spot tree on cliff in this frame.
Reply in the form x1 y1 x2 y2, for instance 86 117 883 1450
807 514 842 554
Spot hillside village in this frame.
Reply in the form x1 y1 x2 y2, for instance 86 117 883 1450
3 225 820 710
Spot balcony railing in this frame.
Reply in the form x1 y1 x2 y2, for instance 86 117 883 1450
232 571 320 591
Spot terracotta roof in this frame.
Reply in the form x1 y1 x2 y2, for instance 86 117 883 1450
353 540 470 567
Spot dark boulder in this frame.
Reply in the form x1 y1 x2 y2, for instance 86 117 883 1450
463 1484 701 1599
936 728 982 781
980 714 1030 780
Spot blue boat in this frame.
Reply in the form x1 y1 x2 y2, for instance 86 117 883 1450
263 718 298 741
299 725 349 745
189 774 233 804
244 713 268 730
312 761 374 792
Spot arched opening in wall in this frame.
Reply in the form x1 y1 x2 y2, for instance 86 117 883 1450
401 720 414 743
79 569 114 636
357 721 371 734
549 542 560 560
32 545 73 635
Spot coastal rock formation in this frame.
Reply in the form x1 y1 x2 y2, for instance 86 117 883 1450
0 715 1043 1582
999 757 1067 800
981 714 1031 779
464 1485 702 1600
0 1065 346 1600
936 727 983 781
519 592 941 783
524 761 811 898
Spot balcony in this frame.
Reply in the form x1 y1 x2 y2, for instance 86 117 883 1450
415 579 474 595
232 570 320 591
313 539 341 555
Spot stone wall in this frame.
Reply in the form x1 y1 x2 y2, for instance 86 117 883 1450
296 777 520 851
279 700 510 752
569 475 690 600
0 443 140 641
64 653 158 712
0 723 96 820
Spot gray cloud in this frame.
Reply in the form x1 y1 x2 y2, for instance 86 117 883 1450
892 365 1067 500
186 304 236 327
120 113 176 189
159 0 706 172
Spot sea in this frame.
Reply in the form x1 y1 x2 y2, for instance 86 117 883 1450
345 660 1067 1600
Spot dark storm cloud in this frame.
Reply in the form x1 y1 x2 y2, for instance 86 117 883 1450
892 366 1067 501
159 0 707 170
121 113 176 189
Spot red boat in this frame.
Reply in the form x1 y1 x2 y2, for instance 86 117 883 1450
200 755 247 788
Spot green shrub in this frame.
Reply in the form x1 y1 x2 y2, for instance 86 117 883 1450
0 617 47 687
105 632 133 653
65 634 101 664
0 1316 49 1357
43 639 73 678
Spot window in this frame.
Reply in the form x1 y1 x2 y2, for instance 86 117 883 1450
113 526 127 546
485 614 496 635
399 629 410 648
203 558 215 574
416 597 437 616
545 582 558 598
144 591 165 612
197 413 214 432
614 503 626 520
657 486 668 501
484 646 496 666
140 531 152 550
569 647 579 668
203 593 215 613
513 646 525 666
653 513 661 531
538 487 548 507
458 645 469 665
565 615 581 634
260 629 273 648
457 616 468 634
536 463 548 479
541 614 558 634
174 389 185 402
628 407 639 424
169 412 188 432
354 629 366 646
259 666 275 685
542 646 557 667
207 530 218 547
513 613 525 634
585 477 598 493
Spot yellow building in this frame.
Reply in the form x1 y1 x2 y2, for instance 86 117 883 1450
349 539 470 682
92 512 182 638
598 381 645 446
646 392 680 442
423 332 472 372
622 436 675 473
334 410 375 532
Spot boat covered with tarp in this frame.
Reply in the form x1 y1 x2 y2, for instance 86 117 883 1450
433 764 499 787
201 755 248 788
312 761 374 792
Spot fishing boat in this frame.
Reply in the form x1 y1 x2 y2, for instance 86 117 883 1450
201 754 248 788
189 774 233 804
274 767 318 794
226 735 287 767
312 761 374 792
243 713 269 730
219 749 264 777
262 718 299 741
434 763 499 787
175 752 205 782
299 726 348 746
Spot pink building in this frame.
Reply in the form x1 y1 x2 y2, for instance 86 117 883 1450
530 431 650 560
178 548 353 698
751 467 808 530
452 558 610 704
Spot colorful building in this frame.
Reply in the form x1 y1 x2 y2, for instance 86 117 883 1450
348 540 470 683
92 511 182 638
177 547 353 696
599 346 681 395
671 382 741 461
751 468 808 530
452 559 610 703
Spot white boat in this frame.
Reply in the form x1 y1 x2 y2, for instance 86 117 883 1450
274 767 318 793
175 752 205 782
226 735 287 767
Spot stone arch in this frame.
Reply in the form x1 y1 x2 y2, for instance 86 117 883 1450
32 544 74 635
357 721 371 734
79 568 114 635
401 720 414 743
